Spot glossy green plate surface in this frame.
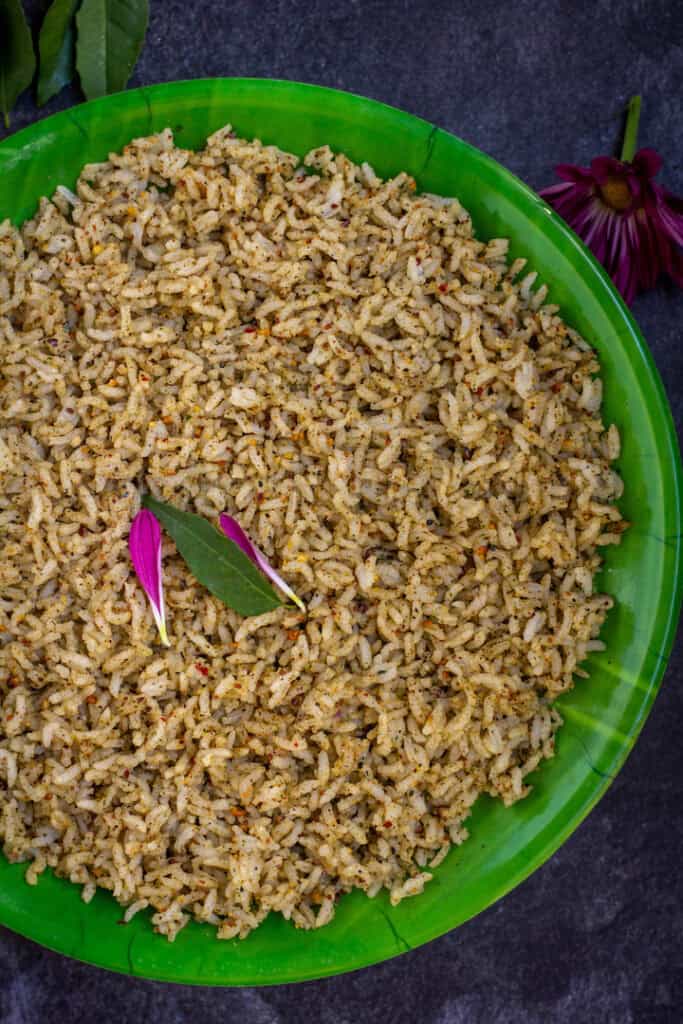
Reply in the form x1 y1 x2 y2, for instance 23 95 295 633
0 79 681 986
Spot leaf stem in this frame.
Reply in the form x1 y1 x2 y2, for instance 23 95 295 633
620 95 641 163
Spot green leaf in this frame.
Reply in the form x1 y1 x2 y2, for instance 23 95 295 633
0 0 37 129
37 0 80 107
75 0 148 101
142 495 284 618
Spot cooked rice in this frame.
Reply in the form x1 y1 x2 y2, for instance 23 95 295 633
0 126 625 940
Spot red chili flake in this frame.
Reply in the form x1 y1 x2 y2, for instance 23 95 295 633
123 769 130 778
438 283 448 293
551 381 563 393
475 387 484 397
195 663 209 676
85 695 97 704
256 492 264 504
244 326 257 334
383 821 393 828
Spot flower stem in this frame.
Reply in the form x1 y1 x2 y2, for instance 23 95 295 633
620 95 641 163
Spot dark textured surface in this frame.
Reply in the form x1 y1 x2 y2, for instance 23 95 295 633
1 0 682 1020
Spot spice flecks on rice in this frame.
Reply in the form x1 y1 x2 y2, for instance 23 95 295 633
0 126 624 940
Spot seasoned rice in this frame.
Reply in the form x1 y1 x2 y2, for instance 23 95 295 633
0 126 625 940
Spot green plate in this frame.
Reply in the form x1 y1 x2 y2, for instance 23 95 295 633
0 79 681 986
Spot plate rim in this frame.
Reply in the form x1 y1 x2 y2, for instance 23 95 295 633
1 76 681 986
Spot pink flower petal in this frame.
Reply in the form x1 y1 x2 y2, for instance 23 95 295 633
632 147 662 178
635 209 660 292
586 203 611 251
219 513 259 563
554 163 594 184
650 187 683 247
539 181 576 200
219 514 306 613
129 509 169 646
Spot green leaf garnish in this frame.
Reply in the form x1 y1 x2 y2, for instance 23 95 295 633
142 495 284 618
76 0 149 101
37 0 80 107
0 0 36 128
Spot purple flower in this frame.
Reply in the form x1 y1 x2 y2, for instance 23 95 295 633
219 514 306 613
540 96 682 305
129 509 170 646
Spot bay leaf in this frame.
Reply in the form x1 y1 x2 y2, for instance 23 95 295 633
142 495 284 618
76 0 148 101
0 0 36 128
37 0 80 106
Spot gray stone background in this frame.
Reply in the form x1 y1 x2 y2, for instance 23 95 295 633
1 1 682 1021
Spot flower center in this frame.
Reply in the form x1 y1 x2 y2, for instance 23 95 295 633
599 177 632 212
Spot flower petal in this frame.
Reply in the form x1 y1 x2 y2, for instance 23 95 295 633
582 204 612 264
539 180 590 206
539 182 578 201
129 509 170 646
553 162 595 184
634 208 660 292
632 147 662 179
615 215 640 305
218 513 259 563
219 514 306 613
554 190 594 223
649 186 683 247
